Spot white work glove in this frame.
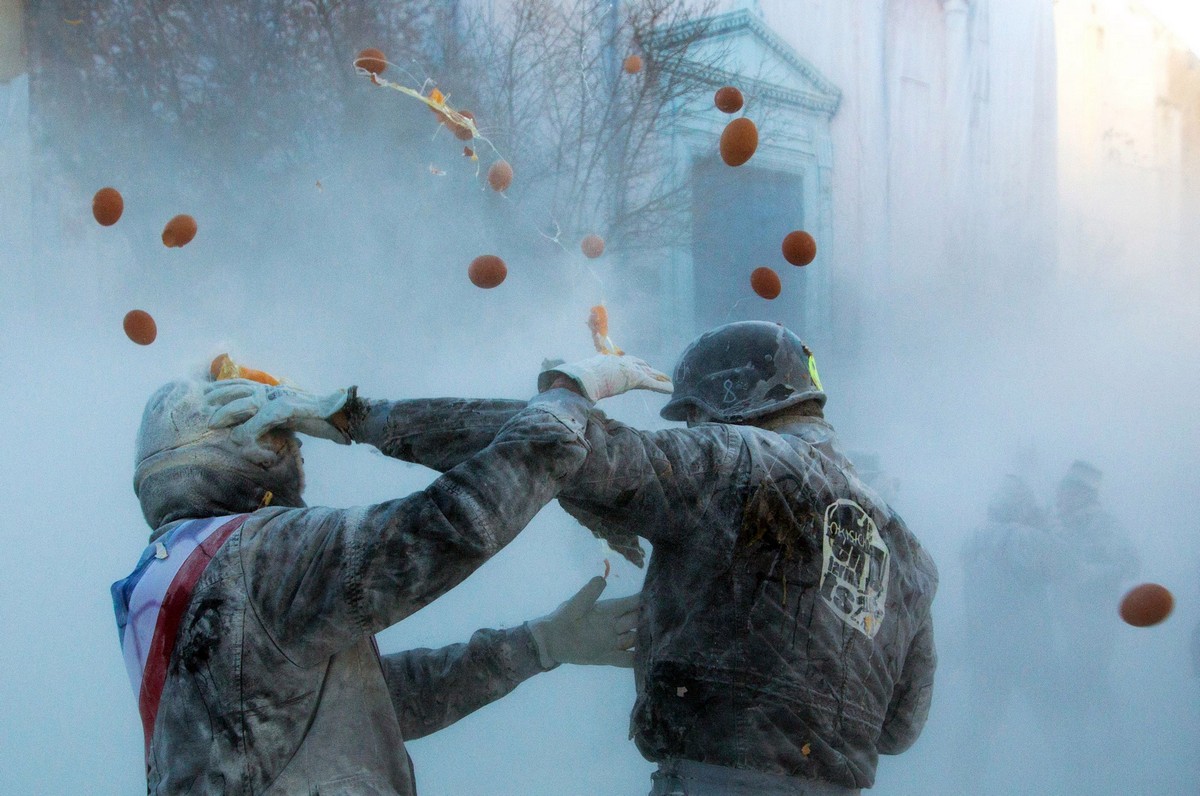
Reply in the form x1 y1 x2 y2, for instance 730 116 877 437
527 577 640 669
204 379 350 462
538 354 673 402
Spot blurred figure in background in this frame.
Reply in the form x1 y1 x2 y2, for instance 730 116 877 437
957 473 1063 786
1053 460 1140 709
1048 460 1141 794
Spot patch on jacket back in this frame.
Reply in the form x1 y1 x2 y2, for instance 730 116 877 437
819 499 889 638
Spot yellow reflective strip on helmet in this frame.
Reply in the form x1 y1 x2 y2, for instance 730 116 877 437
808 355 824 392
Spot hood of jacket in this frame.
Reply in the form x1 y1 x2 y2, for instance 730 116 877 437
133 379 305 537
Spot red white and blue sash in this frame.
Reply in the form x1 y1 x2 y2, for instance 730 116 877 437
111 514 248 760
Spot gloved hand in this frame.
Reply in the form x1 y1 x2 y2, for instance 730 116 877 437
204 379 351 462
527 576 640 668
537 354 673 402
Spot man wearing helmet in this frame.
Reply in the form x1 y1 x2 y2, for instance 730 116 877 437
112 355 668 794
347 321 939 795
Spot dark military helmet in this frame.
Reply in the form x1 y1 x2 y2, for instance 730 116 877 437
660 321 825 423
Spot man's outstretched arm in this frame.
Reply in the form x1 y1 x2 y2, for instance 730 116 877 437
380 626 547 741
344 361 741 554
239 389 590 667
381 578 638 739
343 355 671 473
346 396 526 472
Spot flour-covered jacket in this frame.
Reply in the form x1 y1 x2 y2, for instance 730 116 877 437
345 398 939 790
111 391 590 795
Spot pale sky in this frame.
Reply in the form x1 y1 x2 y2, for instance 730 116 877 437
1139 0 1200 54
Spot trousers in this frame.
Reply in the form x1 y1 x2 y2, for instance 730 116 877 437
648 760 861 796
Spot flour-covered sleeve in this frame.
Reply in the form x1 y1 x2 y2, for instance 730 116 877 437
557 416 742 556
381 625 549 740
239 391 589 667
350 395 742 559
347 396 527 472
878 611 937 754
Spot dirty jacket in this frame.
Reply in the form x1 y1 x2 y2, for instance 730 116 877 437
345 398 939 790
112 391 589 795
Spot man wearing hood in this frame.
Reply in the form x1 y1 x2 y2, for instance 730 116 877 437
343 322 939 796
112 354 669 794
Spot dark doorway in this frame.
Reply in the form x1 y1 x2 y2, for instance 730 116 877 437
691 156 806 333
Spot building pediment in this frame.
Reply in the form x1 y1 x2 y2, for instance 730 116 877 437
653 9 841 116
